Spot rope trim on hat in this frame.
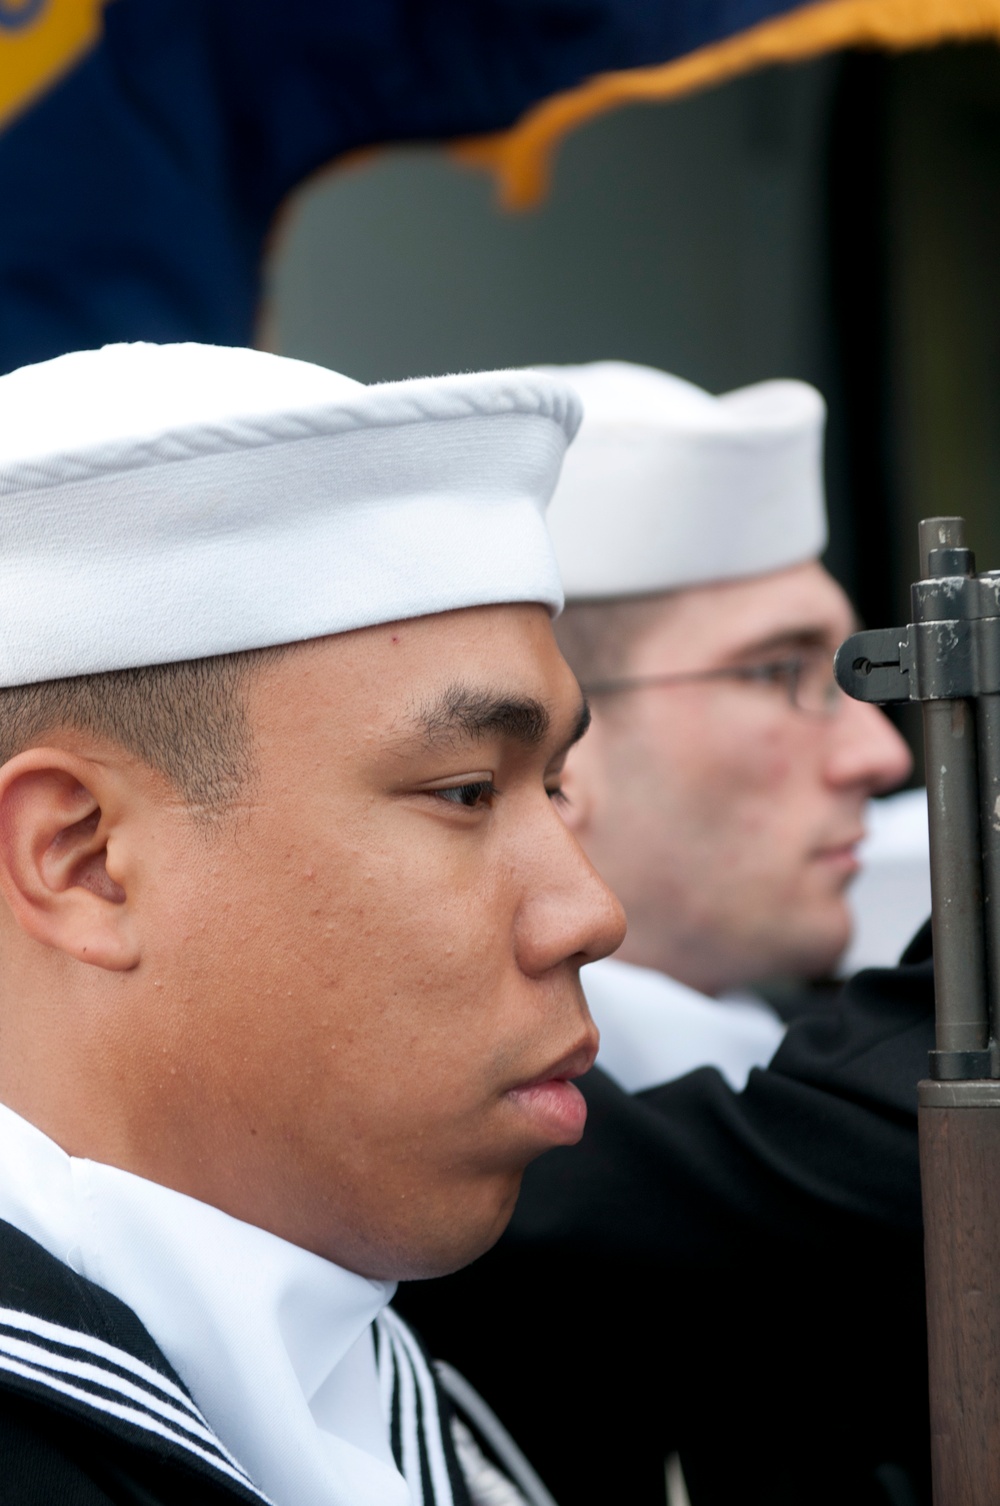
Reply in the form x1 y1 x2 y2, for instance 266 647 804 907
1 371 579 496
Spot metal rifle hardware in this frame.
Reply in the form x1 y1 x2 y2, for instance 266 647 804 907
836 517 1000 1082
836 517 1000 1506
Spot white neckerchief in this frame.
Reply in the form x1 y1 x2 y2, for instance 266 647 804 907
585 955 786 1094
0 1100 409 1506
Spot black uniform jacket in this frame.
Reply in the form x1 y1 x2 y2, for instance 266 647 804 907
0 1216 473 1506
397 926 935 1506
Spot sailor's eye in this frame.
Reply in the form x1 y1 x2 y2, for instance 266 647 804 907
746 660 796 688
435 780 497 809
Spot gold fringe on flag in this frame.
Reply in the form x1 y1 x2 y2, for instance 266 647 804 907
452 0 1000 209
0 0 109 131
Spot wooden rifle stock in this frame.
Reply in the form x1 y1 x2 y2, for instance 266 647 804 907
920 1081 1000 1503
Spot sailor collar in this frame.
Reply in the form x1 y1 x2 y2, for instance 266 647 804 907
0 1101 464 1505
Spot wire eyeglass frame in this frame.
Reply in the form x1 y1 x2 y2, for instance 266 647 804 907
581 654 843 717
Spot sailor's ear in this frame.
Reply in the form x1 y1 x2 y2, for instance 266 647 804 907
0 749 140 970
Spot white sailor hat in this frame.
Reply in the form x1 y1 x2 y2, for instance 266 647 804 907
536 360 827 600
0 343 580 686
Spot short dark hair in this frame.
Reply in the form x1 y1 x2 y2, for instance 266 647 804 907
554 596 671 686
0 647 288 815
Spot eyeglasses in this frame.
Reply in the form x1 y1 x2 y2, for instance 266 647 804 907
582 653 843 717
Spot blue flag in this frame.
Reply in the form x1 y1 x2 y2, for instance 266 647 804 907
0 0 981 372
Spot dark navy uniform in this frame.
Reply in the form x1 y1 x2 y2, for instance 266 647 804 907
398 926 934 1506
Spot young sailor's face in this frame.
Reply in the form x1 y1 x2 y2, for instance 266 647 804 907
559 561 912 995
135 604 623 1279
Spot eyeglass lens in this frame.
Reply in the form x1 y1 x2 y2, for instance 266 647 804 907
790 652 843 715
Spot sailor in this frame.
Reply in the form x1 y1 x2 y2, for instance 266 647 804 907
543 359 912 1089
397 364 934 1506
0 342 624 1506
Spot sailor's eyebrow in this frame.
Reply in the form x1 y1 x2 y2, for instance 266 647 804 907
404 686 590 753
724 623 852 662
567 697 592 749
417 687 551 748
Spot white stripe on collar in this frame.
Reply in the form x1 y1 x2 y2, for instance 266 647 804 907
0 1300 264 1497
378 1307 456 1506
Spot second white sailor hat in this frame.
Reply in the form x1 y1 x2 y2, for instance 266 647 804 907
536 360 828 600
0 342 580 686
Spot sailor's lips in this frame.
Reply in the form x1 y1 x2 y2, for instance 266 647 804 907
504 1041 597 1145
811 831 865 876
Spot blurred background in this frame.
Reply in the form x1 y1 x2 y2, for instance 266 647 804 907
267 42 1000 760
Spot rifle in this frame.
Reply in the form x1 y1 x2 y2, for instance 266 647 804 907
836 517 1000 1505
